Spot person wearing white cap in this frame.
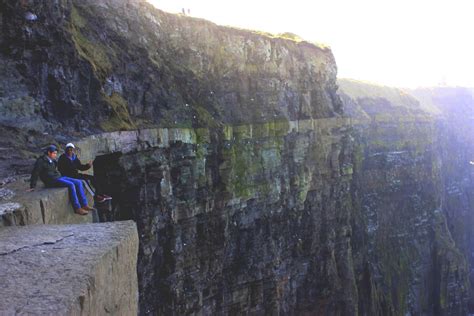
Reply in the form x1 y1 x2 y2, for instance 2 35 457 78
58 143 112 203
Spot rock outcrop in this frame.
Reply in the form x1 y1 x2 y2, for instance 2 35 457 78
0 0 339 132
0 221 139 315
0 177 95 227
0 0 341 178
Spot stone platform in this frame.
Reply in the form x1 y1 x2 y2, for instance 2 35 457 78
0 177 95 227
0 221 138 315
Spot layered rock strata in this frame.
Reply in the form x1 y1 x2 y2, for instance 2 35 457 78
340 80 471 315
0 0 339 133
72 109 471 315
73 118 354 314
412 87 474 310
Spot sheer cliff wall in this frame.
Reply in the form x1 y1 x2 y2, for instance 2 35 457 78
108 119 356 315
0 0 340 131
340 80 471 315
412 87 474 311
72 109 472 315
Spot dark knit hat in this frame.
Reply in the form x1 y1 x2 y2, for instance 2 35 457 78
45 144 58 153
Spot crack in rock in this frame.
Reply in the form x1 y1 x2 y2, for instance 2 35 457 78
0 233 75 255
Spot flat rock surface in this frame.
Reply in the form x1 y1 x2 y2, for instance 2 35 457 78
0 221 138 315
0 176 94 227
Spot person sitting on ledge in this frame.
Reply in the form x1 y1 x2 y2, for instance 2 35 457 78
27 144 94 215
58 143 112 203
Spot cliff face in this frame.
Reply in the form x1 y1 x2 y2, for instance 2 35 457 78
339 80 470 315
0 0 340 132
109 119 355 314
1 1 474 315
80 81 474 315
0 0 340 177
412 87 474 310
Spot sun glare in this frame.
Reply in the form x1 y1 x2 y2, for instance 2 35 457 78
147 0 474 88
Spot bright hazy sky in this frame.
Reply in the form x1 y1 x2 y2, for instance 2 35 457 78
147 0 474 88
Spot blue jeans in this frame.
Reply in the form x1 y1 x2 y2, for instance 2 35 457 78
54 176 88 209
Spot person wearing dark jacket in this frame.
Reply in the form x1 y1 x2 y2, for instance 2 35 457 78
58 143 111 203
58 143 93 180
28 145 93 215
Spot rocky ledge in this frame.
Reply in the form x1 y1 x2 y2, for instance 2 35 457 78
0 176 95 227
0 221 139 315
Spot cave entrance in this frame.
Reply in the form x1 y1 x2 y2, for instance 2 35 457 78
93 152 123 222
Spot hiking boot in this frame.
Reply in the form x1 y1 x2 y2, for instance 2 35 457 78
94 195 106 203
75 208 88 215
82 205 96 211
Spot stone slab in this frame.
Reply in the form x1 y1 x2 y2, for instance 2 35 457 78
0 178 95 227
0 221 138 315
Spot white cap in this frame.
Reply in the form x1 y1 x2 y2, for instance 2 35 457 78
66 143 75 149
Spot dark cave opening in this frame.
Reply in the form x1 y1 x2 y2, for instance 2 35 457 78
93 151 127 222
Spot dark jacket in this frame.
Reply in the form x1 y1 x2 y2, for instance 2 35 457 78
58 153 90 178
30 155 62 188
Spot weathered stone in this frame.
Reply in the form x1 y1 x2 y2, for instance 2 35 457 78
0 59 50 133
0 187 15 201
0 221 139 315
0 179 94 227
0 202 21 216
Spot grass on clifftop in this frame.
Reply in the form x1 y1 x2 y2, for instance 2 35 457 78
247 30 330 49
338 78 418 108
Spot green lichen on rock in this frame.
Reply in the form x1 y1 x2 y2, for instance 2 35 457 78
252 120 291 138
221 140 256 199
69 4 136 131
100 93 135 131
193 105 221 128
195 127 211 144
70 5 115 78
218 122 286 199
